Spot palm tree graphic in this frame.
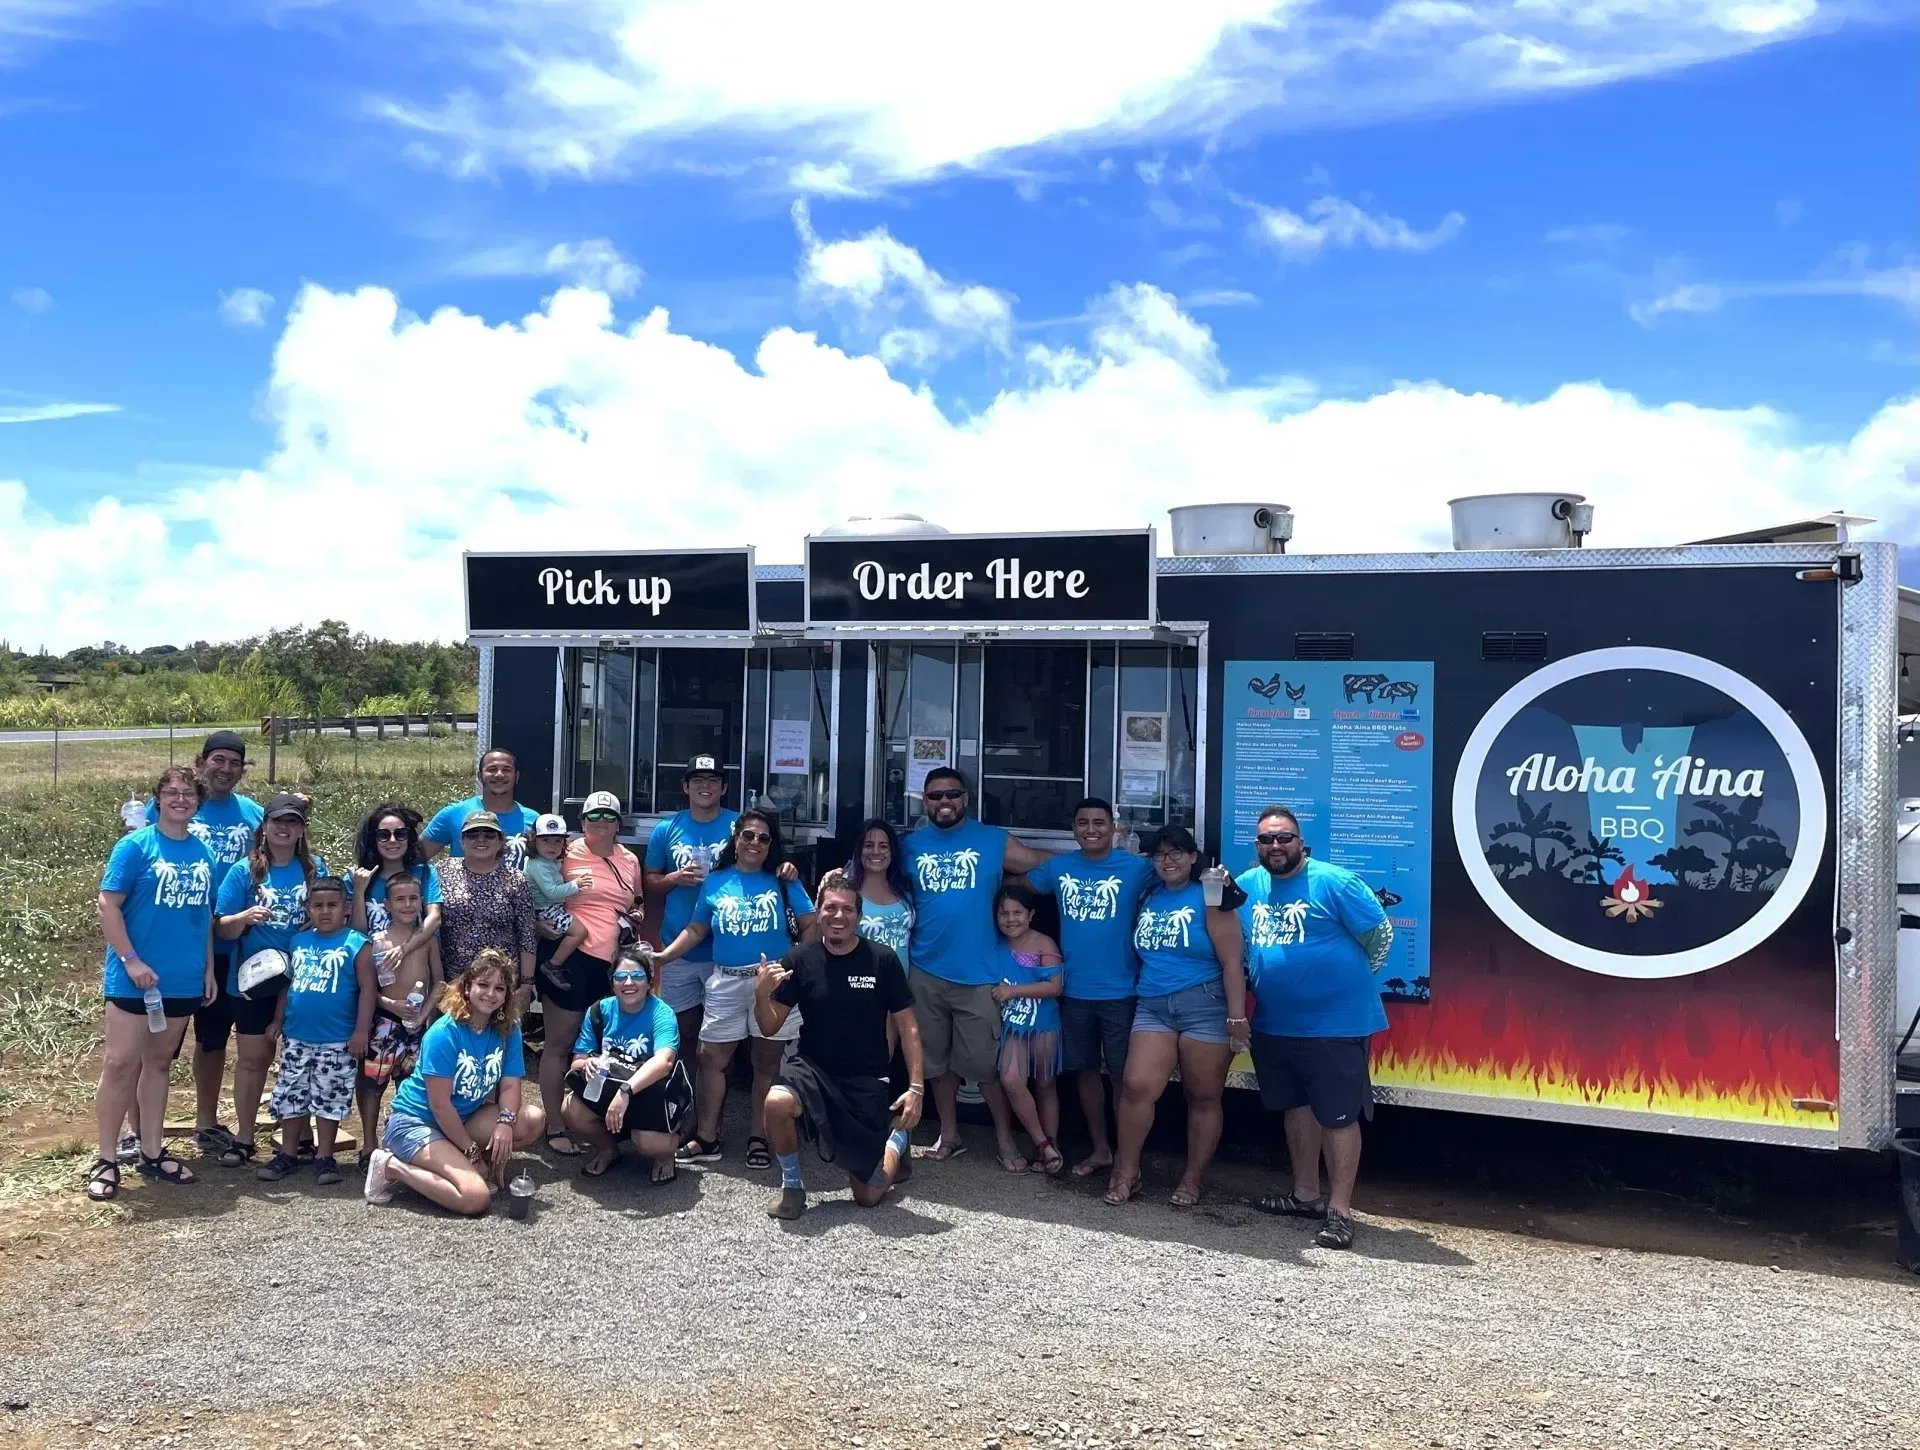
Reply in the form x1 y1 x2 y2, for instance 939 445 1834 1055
1487 796 1576 876
1278 898 1310 941
948 849 981 891
1567 832 1626 884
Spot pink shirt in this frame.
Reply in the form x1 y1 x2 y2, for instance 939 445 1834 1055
563 838 641 962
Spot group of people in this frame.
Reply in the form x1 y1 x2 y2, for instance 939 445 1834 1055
87 734 1396 1248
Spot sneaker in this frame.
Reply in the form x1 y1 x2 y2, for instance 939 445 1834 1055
256 1152 299 1182
766 1186 807 1220
363 1148 396 1206
312 1156 343 1187
116 1132 141 1166
675 1137 723 1164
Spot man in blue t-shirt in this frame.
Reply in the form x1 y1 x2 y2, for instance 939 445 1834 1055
902 766 1050 1163
419 749 538 866
643 754 738 1045
1026 796 1156 1179
1235 804 1394 1252
142 728 264 1154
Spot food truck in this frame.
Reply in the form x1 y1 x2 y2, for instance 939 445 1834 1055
465 494 1920 1166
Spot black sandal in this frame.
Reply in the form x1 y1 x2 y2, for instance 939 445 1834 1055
218 1138 257 1168
744 1136 773 1171
85 1158 121 1202
1253 1191 1328 1219
675 1136 723 1164
1315 1210 1356 1249
137 1151 197 1185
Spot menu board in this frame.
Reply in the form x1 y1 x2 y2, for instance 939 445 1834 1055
1221 660 1434 1002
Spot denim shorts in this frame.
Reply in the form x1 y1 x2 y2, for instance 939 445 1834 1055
382 1111 445 1165
1132 979 1229 1044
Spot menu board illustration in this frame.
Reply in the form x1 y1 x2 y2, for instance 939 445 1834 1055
1221 660 1434 1002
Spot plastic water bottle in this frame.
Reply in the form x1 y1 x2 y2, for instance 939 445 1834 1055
142 985 166 1034
587 1058 610 1102
404 990 425 1012
120 795 146 833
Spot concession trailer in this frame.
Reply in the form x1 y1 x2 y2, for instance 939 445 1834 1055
466 495 1920 1221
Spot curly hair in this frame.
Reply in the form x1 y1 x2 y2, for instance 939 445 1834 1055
439 947 525 1033
355 801 426 872
153 764 206 806
713 807 788 875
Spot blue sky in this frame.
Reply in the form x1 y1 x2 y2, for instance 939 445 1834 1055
1 2 1914 647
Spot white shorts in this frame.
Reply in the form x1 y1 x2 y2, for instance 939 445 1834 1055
699 966 800 1045
660 959 708 1014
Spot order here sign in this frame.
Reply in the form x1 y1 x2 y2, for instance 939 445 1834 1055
805 529 1155 626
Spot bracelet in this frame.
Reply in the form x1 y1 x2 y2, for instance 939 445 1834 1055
906 1084 925 1096
1227 1016 1250 1025
496 1109 517 1125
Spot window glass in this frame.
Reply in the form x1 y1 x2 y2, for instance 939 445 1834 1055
653 649 746 811
874 644 957 828
979 646 1086 830
570 648 634 806
629 651 658 814
759 645 833 825
1112 645 1198 833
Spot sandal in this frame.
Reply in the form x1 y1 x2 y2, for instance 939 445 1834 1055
1070 1155 1113 1179
581 1148 616 1179
743 1136 773 1171
1315 1209 1356 1249
674 1136 723 1164
1254 1191 1328 1219
294 1140 317 1165
312 1156 344 1187
1103 1172 1142 1206
1169 1184 1202 1209
256 1152 299 1182
650 1159 677 1185
995 1152 1030 1174
544 1132 584 1158
924 1138 968 1162
137 1151 197 1185
193 1125 235 1154
218 1138 258 1168
84 1158 121 1202
1032 1139 1065 1176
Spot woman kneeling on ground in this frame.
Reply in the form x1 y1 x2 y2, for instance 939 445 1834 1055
562 946 694 1183
363 947 545 1214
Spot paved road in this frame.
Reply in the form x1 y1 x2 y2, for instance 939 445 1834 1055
0 721 475 745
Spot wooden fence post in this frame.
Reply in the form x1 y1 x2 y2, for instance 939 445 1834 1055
268 716 278 783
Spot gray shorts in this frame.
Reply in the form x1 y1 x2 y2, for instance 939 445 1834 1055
660 958 708 1013
1061 996 1134 1075
909 968 1001 1082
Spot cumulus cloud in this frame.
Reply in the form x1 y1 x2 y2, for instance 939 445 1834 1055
11 286 52 314
1241 193 1465 262
2 258 1914 651
794 200 1013 361
217 287 275 327
449 236 643 297
360 1 1850 188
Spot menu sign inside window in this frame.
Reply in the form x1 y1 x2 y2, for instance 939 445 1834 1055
465 549 755 640
806 530 1155 626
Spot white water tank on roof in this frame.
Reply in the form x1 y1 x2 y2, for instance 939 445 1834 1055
816 514 949 538
1169 503 1293 555
1449 493 1594 550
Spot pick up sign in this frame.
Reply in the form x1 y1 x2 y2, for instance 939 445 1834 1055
464 549 755 639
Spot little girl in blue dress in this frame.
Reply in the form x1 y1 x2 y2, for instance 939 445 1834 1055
990 882 1066 1176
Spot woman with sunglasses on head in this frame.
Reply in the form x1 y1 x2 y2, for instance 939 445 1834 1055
653 807 815 1170
349 802 443 945
434 812 537 1003
1105 824 1249 1210
560 947 693 1183
535 790 643 1158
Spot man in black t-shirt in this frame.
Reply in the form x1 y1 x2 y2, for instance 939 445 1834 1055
756 870 925 1220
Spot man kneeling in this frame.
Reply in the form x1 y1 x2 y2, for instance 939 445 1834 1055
757 870 923 1220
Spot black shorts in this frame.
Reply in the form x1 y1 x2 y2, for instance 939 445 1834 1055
1060 996 1133 1076
106 995 198 1020
1250 1033 1375 1128
535 948 613 1014
191 966 280 1049
565 1060 693 1138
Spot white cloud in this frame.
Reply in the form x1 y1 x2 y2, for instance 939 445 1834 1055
543 239 643 296
0 400 117 424
3 257 1914 651
361 0 1853 188
1184 288 1260 308
788 161 872 197
794 200 1013 361
1242 193 1465 262
11 286 52 313
1545 224 1632 249
217 287 275 327
1631 261 1920 325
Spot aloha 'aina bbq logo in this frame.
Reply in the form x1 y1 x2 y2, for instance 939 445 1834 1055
1452 648 1827 979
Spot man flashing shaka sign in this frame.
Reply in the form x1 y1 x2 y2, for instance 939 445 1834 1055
757 871 924 1220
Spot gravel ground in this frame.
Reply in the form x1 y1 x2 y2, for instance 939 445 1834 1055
3 1100 1916 1450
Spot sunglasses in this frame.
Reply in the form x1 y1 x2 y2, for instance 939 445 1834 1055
611 969 649 984
583 811 620 822
375 827 410 841
464 829 502 841
924 789 965 802
1256 831 1299 846
736 829 772 845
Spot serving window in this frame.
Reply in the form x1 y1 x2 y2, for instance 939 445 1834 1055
564 644 835 827
872 641 1198 835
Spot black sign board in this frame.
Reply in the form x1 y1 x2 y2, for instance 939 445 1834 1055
465 549 756 640
805 529 1155 626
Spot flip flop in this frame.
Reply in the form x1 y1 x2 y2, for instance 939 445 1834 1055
996 1152 1030 1174
1103 1173 1142 1206
650 1159 677 1185
544 1132 584 1158
924 1138 968 1162
1169 1184 1202 1208
581 1148 616 1178
1070 1156 1113 1179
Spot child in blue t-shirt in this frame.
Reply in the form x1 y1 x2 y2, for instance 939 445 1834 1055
989 883 1066 1177
260 878 374 1187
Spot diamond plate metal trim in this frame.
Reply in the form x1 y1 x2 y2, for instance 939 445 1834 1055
1838 541 1900 1150
475 644 494 769
1154 542 1846 575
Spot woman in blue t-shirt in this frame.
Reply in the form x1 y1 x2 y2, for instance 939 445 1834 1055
846 817 915 973
88 766 218 1201
560 947 693 1183
1106 825 1249 1210
363 948 547 1216
653 808 816 1170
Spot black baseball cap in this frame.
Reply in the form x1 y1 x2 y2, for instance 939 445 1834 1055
264 792 310 821
200 730 249 761
682 754 725 781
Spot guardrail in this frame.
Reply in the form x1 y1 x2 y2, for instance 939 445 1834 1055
262 711 477 743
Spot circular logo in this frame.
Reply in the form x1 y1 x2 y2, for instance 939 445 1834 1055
1395 731 1426 751
1451 647 1827 979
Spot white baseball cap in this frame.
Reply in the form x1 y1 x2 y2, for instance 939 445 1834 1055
581 790 623 817
235 948 289 1000
532 813 569 837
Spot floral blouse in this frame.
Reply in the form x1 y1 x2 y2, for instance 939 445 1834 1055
436 859 536 978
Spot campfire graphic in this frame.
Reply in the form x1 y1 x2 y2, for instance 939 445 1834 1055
1598 865 1662 922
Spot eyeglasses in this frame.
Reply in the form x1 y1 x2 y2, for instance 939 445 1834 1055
736 829 772 845
583 811 619 823
924 789 965 802
1152 851 1192 865
1256 831 1299 846
611 970 649 984
375 827 409 841
157 788 199 802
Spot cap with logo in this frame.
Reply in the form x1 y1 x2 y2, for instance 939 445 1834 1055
581 790 624 817
200 729 249 761
682 754 725 781
461 810 503 835
263 792 310 822
533 812 570 837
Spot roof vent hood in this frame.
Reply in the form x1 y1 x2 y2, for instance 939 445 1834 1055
1169 503 1293 555
1448 493 1593 551
816 514 950 538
